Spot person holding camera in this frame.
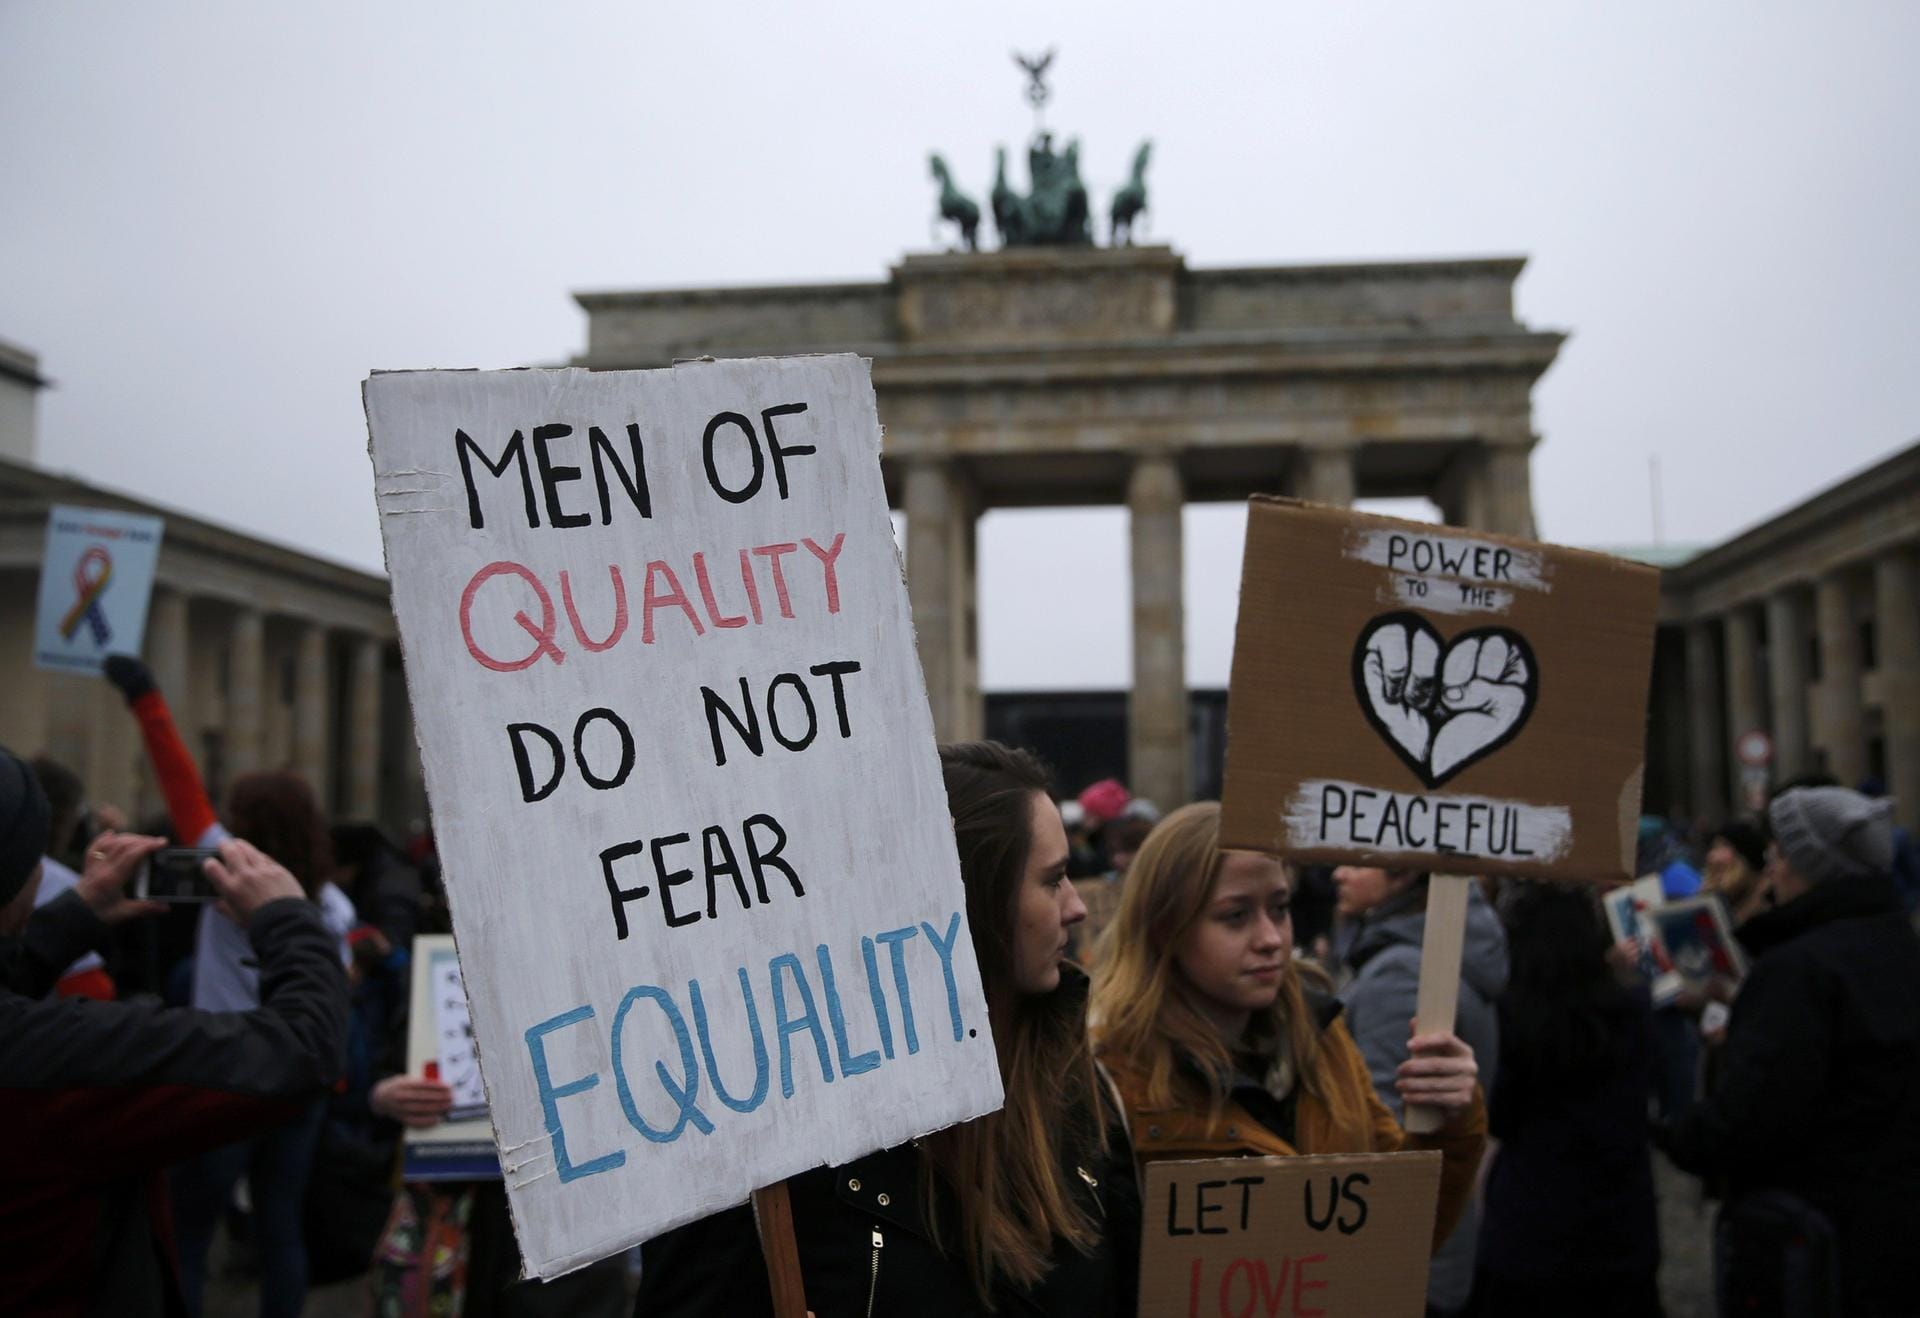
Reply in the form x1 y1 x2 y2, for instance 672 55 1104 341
0 744 349 1318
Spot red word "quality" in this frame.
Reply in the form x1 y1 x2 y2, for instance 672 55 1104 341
458 533 847 672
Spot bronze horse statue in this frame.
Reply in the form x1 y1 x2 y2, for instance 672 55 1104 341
1110 140 1151 245
929 153 980 251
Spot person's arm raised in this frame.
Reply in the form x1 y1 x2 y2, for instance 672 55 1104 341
102 655 220 844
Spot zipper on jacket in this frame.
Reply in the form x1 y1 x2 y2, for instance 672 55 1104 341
865 1225 884 1318
1076 1165 1106 1221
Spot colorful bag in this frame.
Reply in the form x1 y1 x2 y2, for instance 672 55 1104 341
368 1183 475 1318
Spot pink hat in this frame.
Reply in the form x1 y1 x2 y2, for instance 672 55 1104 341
1077 778 1132 825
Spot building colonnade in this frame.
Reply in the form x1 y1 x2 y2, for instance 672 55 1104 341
1678 544 1920 829
899 436 1538 812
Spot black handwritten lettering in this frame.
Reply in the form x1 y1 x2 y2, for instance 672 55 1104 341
601 839 650 940
653 833 699 928
702 412 764 503
507 722 564 803
531 424 590 529
765 674 817 752
587 424 652 523
573 707 636 791
760 402 814 499
744 814 804 901
703 679 763 767
456 428 540 530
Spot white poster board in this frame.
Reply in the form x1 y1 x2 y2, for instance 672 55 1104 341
366 356 1002 1278
33 505 164 673
402 935 500 1181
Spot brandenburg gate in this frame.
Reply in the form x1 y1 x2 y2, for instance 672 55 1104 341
574 246 1564 808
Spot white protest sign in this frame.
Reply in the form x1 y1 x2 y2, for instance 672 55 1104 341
33 505 164 674
365 357 1002 1278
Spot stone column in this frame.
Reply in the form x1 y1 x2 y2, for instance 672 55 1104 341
1435 449 1490 530
293 624 331 802
1874 549 1920 828
1294 444 1355 508
227 608 265 778
1483 439 1537 538
948 475 982 744
1685 620 1724 820
1722 605 1764 806
1129 453 1189 810
1765 589 1811 778
345 636 383 820
904 459 981 742
1812 571 1866 786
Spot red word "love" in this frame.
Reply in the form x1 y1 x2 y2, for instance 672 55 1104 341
1187 1253 1329 1318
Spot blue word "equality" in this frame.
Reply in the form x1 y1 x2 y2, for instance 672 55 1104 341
522 911 971 1183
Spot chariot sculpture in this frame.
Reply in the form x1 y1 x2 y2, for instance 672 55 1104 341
927 51 1151 251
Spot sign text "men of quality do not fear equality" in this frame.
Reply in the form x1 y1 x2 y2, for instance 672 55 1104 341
367 358 1002 1279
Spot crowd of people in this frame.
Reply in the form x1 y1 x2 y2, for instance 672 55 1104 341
4 657 1918 1317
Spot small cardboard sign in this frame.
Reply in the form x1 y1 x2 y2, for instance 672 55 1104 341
1139 1152 1442 1318
33 504 164 673
366 356 1003 1278
1220 499 1658 883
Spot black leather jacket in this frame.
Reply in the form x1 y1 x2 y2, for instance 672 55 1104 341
635 980 1140 1317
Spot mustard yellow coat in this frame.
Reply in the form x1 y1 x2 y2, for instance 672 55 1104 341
1101 1015 1486 1252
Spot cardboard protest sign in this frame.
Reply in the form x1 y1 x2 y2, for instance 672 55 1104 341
33 505 163 673
1139 1152 1442 1318
365 356 1002 1277
1220 499 1658 883
402 935 500 1181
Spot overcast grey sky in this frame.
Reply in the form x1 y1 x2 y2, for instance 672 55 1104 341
5 1 1916 689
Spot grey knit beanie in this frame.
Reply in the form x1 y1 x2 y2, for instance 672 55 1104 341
0 744 52 907
1767 785 1894 885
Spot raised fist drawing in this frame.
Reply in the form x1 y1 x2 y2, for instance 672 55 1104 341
1360 619 1441 765
1352 613 1538 788
1432 633 1532 779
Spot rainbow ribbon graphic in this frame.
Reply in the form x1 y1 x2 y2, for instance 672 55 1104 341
58 544 114 646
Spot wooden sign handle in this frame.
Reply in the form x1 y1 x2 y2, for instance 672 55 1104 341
752 1180 809 1318
1403 873 1471 1136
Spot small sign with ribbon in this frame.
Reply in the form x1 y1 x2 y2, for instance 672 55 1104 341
34 505 164 674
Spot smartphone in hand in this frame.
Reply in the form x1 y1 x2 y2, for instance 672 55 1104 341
140 848 220 902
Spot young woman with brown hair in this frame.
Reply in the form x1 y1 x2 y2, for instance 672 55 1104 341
635 742 1139 1316
1090 802 1485 1254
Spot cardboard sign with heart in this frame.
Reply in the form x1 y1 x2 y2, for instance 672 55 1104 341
1221 498 1658 884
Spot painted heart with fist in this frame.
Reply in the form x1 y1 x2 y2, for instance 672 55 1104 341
1351 611 1539 788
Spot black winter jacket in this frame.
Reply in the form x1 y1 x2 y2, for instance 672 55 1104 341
1661 873 1920 1316
634 988 1141 1318
0 892 350 1318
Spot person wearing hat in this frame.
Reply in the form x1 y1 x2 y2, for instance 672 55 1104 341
0 743 350 1318
1659 786 1920 1316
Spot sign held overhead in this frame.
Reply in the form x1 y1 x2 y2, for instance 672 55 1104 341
1220 499 1659 883
33 504 164 674
365 356 1002 1279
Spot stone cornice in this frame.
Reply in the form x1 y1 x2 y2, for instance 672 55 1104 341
574 279 888 310
867 330 1567 386
0 456 392 614
0 339 48 389
1667 440 1920 587
1186 255 1529 284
